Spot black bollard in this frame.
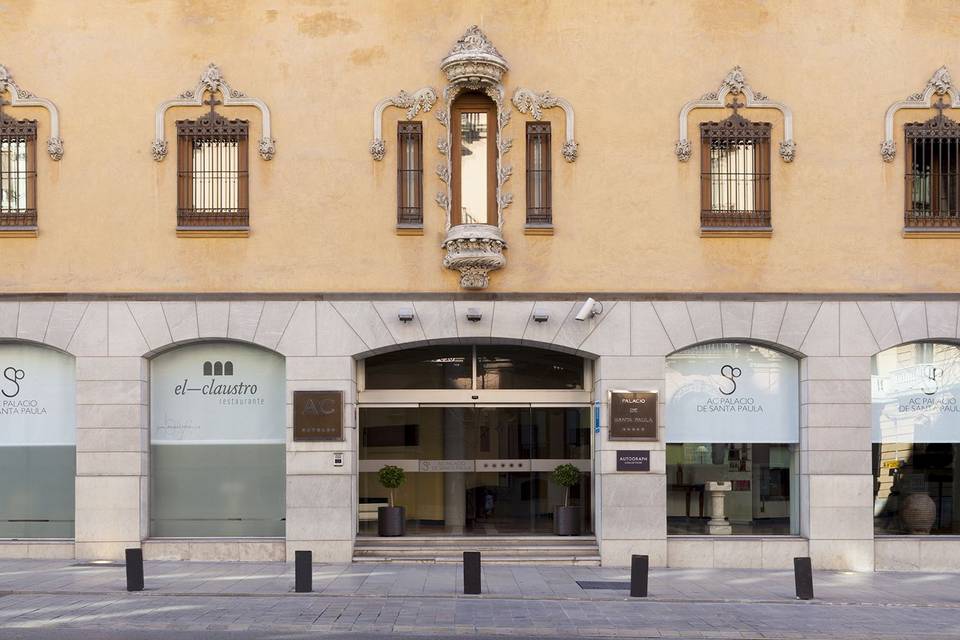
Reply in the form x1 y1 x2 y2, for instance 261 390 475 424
463 551 481 595
630 554 649 598
793 556 814 600
295 550 312 593
125 548 144 592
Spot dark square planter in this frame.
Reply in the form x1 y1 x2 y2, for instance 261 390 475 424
554 505 583 536
378 506 406 537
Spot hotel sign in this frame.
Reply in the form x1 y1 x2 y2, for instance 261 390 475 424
293 390 344 442
609 391 658 440
616 450 651 472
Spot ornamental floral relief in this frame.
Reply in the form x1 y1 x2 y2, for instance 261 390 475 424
0 64 64 160
675 66 796 163
881 65 960 162
152 63 275 162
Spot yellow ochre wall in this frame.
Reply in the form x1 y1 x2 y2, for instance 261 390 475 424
2 0 960 294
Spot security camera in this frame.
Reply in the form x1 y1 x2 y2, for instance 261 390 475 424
574 298 603 321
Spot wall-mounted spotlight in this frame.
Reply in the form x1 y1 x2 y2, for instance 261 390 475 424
397 308 415 323
574 298 603 321
466 307 483 323
532 308 549 323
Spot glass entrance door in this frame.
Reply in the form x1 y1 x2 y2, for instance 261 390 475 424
358 405 591 535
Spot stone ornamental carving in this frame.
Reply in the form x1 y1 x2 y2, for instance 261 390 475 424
152 63 275 162
369 88 437 160
441 224 507 289
435 26 514 290
881 66 960 162
512 88 579 162
676 66 796 163
0 65 64 160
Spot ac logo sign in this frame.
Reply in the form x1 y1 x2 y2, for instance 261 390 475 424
2 367 24 398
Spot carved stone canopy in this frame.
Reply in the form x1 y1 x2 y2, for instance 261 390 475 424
0 64 63 160
152 63 275 162
676 66 795 162
441 223 507 290
882 66 960 161
440 25 509 87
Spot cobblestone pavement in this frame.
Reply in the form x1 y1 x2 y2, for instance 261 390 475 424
0 560 958 638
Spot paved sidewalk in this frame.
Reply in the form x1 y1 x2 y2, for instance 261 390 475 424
0 560 959 638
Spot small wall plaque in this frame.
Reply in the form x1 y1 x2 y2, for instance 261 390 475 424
293 390 343 441
616 450 651 472
609 390 658 440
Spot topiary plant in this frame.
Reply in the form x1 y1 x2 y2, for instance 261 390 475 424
552 463 582 507
377 465 406 507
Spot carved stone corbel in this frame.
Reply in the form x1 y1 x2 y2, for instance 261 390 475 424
369 88 437 160
152 63 275 162
0 65 64 160
881 66 959 162
676 66 796 162
512 88 579 161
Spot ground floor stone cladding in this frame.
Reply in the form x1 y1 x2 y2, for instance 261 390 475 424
0 297 956 571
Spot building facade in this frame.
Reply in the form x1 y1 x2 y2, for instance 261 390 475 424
2 0 960 572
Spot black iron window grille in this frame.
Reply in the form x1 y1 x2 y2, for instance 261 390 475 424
176 92 249 229
699 99 771 230
526 122 552 226
397 121 422 226
0 106 37 228
905 98 960 228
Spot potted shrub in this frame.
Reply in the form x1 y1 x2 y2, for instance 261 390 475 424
377 465 407 537
551 463 583 536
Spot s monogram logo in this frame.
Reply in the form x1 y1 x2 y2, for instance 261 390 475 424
719 364 741 396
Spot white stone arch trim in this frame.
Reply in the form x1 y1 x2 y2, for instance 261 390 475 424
664 337 806 360
0 65 64 160
369 88 437 160
142 336 284 360
151 63 275 162
881 66 958 162
511 88 579 162
675 66 796 163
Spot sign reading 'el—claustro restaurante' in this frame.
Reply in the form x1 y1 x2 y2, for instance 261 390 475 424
609 390 658 440
293 390 344 441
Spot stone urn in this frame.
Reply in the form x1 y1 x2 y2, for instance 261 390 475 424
900 493 936 534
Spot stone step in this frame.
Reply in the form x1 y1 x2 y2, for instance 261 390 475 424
354 546 598 555
352 554 601 565
355 536 596 546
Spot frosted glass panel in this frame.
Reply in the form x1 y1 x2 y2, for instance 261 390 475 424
665 343 799 443
151 343 285 537
872 343 960 443
0 344 75 539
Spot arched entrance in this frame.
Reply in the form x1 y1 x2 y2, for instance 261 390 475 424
357 344 593 536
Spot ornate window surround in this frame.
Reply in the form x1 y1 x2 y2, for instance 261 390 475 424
369 88 437 161
881 66 958 163
0 64 63 161
511 88 578 162
675 66 795 163
152 63 275 163
365 26 581 289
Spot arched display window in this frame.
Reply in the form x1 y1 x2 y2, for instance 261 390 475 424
872 342 960 535
150 342 285 537
0 343 76 538
665 342 799 535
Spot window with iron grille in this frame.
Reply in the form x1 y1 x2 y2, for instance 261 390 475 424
699 102 771 231
905 99 960 228
176 98 249 229
397 121 422 226
0 112 37 229
526 122 552 226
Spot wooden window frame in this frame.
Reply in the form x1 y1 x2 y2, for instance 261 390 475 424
525 121 552 232
699 111 772 236
397 120 423 230
0 114 37 232
904 107 960 231
451 92 498 227
175 107 249 234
